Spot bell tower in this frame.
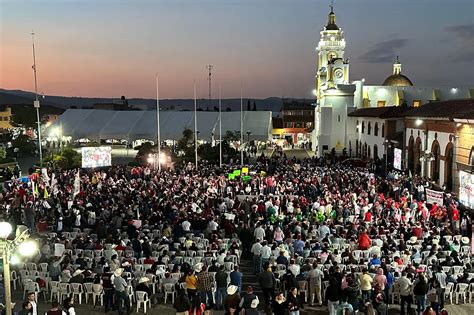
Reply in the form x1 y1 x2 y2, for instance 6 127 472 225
312 1 355 156
315 2 349 102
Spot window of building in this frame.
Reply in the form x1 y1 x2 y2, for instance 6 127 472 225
377 101 386 107
305 122 312 128
413 100 422 107
382 123 385 137
362 122 365 134
470 146 474 166
356 120 359 133
338 115 340 122
368 122 371 135
374 122 379 136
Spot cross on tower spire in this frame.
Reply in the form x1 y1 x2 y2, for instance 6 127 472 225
330 0 334 13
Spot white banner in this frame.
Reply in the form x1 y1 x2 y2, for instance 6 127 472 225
426 188 444 205
393 148 402 170
54 243 65 257
459 171 474 209
73 170 80 197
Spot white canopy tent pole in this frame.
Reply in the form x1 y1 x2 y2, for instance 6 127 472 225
219 85 222 168
194 80 198 169
156 75 161 172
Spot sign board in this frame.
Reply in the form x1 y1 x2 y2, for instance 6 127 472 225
233 170 241 176
426 188 444 205
54 243 65 257
242 167 249 174
81 146 112 168
242 175 251 182
393 148 402 170
459 171 474 209
228 174 235 180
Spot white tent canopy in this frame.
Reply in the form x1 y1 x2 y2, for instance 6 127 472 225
46 109 272 142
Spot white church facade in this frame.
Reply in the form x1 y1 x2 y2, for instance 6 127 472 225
311 7 474 156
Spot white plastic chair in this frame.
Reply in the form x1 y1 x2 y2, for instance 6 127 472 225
444 282 454 304
163 283 176 304
298 280 308 302
136 291 151 313
468 283 474 303
455 283 469 304
49 281 60 302
58 283 71 302
92 284 104 306
83 282 93 304
71 283 83 304
127 286 135 307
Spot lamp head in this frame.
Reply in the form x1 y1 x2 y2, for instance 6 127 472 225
0 221 12 238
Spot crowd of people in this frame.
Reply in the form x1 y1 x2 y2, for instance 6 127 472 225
0 152 472 315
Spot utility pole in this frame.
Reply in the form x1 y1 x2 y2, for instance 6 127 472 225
31 31 43 167
206 64 213 111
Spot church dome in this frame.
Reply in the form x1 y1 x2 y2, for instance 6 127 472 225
382 74 413 87
382 56 413 86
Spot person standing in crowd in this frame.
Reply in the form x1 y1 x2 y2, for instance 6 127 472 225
215 265 229 310
258 263 275 311
46 301 62 315
224 285 240 315
287 287 303 315
18 302 32 315
113 268 130 315
197 265 214 308
398 271 413 315
414 273 429 315
251 239 262 275
308 262 323 306
230 265 243 293
173 287 191 315
101 266 115 313
62 297 76 315
25 292 37 315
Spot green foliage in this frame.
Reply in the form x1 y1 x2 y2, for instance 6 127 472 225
197 141 237 162
45 147 81 169
223 130 240 142
11 134 36 155
0 147 6 159
177 128 195 157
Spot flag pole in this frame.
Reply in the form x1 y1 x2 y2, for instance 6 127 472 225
194 80 198 169
240 83 244 166
31 31 43 167
156 75 161 172
219 85 222 168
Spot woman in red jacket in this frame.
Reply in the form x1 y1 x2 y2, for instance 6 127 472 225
358 229 371 250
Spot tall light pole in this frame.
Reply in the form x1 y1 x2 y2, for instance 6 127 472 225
0 222 38 315
219 85 222 168
206 65 213 111
194 81 198 169
240 84 244 166
31 31 43 167
155 75 161 172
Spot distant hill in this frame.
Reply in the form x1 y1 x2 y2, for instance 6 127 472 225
0 88 312 114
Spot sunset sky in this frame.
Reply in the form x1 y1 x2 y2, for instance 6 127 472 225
1 0 473 99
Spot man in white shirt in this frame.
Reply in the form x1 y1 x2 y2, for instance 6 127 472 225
288 259 301 277
260 241 272 269
397 271 412 315
208 219 218 232
308 262 323 306
251 239 263 274
254 223 266 241
26 292 37 315
181 220 191 232
318 223 330 240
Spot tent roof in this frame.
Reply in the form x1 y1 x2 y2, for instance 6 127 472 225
46 109 272 142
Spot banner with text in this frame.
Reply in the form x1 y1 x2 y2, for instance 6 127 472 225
426 188 444 205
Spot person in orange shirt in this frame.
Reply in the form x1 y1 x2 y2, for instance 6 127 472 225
358 229 371 250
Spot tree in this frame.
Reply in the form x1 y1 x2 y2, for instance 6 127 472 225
224 130 240 142
11 108 38 129
177 128 195 157
247 99 251 111
44 147 81 169
253 100 257 111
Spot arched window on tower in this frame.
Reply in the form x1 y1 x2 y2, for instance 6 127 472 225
362 121 365 134
382 123 385 137
374 123 379 136
356 120 359 133
368 122 371 135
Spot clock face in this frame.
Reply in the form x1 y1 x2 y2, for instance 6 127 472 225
335 69 343 79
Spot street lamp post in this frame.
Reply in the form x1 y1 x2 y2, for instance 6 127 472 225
0 222 38 315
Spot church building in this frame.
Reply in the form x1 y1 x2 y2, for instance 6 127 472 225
311 6 474 156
